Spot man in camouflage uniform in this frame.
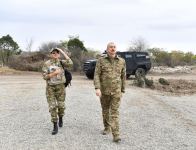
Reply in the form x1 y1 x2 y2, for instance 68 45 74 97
42 48 73 135
94 42 126 143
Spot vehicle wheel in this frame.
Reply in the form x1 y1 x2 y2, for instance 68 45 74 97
126 74 130 79
86 74 94 79
135 68 145 78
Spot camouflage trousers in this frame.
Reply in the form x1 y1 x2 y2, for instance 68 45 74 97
100 94 121 136
46 84 65 122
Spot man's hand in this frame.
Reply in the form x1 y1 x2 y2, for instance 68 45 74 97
95 89 102 98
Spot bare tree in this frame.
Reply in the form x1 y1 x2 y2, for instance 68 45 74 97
39 41 61 52
26 38 34 52
128 37 149 52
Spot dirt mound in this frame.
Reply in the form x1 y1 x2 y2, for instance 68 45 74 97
154 79 196 95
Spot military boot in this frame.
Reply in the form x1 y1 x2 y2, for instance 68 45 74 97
113 135 121 143
102 127 111 135
59 117 63 127
52 122 58 135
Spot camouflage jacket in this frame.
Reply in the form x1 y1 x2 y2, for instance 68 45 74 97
42 58 73 85
94 54 126 95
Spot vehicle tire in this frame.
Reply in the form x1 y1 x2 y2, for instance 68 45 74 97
126 74 131 79
135 68 145 78
86 74 94 79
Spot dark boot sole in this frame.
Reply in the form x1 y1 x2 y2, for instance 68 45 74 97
113 138 121 143
52 131 58 135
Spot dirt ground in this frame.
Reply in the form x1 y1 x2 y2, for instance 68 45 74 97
127 72 196 95
0 72 196 150
145 66 196 95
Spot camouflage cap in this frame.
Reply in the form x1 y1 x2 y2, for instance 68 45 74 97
50 48 61 53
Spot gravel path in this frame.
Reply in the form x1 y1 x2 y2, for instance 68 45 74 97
0 74 196 150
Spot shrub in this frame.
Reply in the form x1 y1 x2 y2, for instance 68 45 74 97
134 76 145 87
159 78 170 85
145 78 154 87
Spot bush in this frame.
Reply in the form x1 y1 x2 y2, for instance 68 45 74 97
159 78 170 85
8 51 47 71
145 78 154 87
134 76 145 87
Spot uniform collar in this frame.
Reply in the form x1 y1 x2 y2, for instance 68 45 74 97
50 58 59 63
105 54 120 60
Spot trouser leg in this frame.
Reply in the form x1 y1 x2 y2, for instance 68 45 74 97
46 85 58 123
55 84 66 117
100 94 111 129
110 95 121 136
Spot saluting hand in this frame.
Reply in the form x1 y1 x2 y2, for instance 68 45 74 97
58 48 70 59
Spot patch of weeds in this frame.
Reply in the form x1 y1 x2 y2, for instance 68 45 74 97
159 78 170 85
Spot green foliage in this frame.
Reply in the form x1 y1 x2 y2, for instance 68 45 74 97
67 36 87 51
134 76 145 87
191 54 196 62
60 40 68 49
9 51 48 71
0 34 21 66
183 52 194 63
170 51 184 66
69 48 98 72
148 48 196 66
144 78 154 87
148 48 171 66
67 36 88 71
11 36 98 72
134 76 154 88
7 34 195 72
159 78 170 85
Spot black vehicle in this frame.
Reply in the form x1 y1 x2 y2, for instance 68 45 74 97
83 51 151 79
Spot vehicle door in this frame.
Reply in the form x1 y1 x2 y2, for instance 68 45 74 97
124 53 135 74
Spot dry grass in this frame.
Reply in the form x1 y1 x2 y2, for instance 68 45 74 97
0 66 22 75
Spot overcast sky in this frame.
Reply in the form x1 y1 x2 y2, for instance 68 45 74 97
0 0 196 53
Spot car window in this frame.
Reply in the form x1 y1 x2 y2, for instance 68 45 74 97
136 53 150 61
125 54 133 58
136 54 146 58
